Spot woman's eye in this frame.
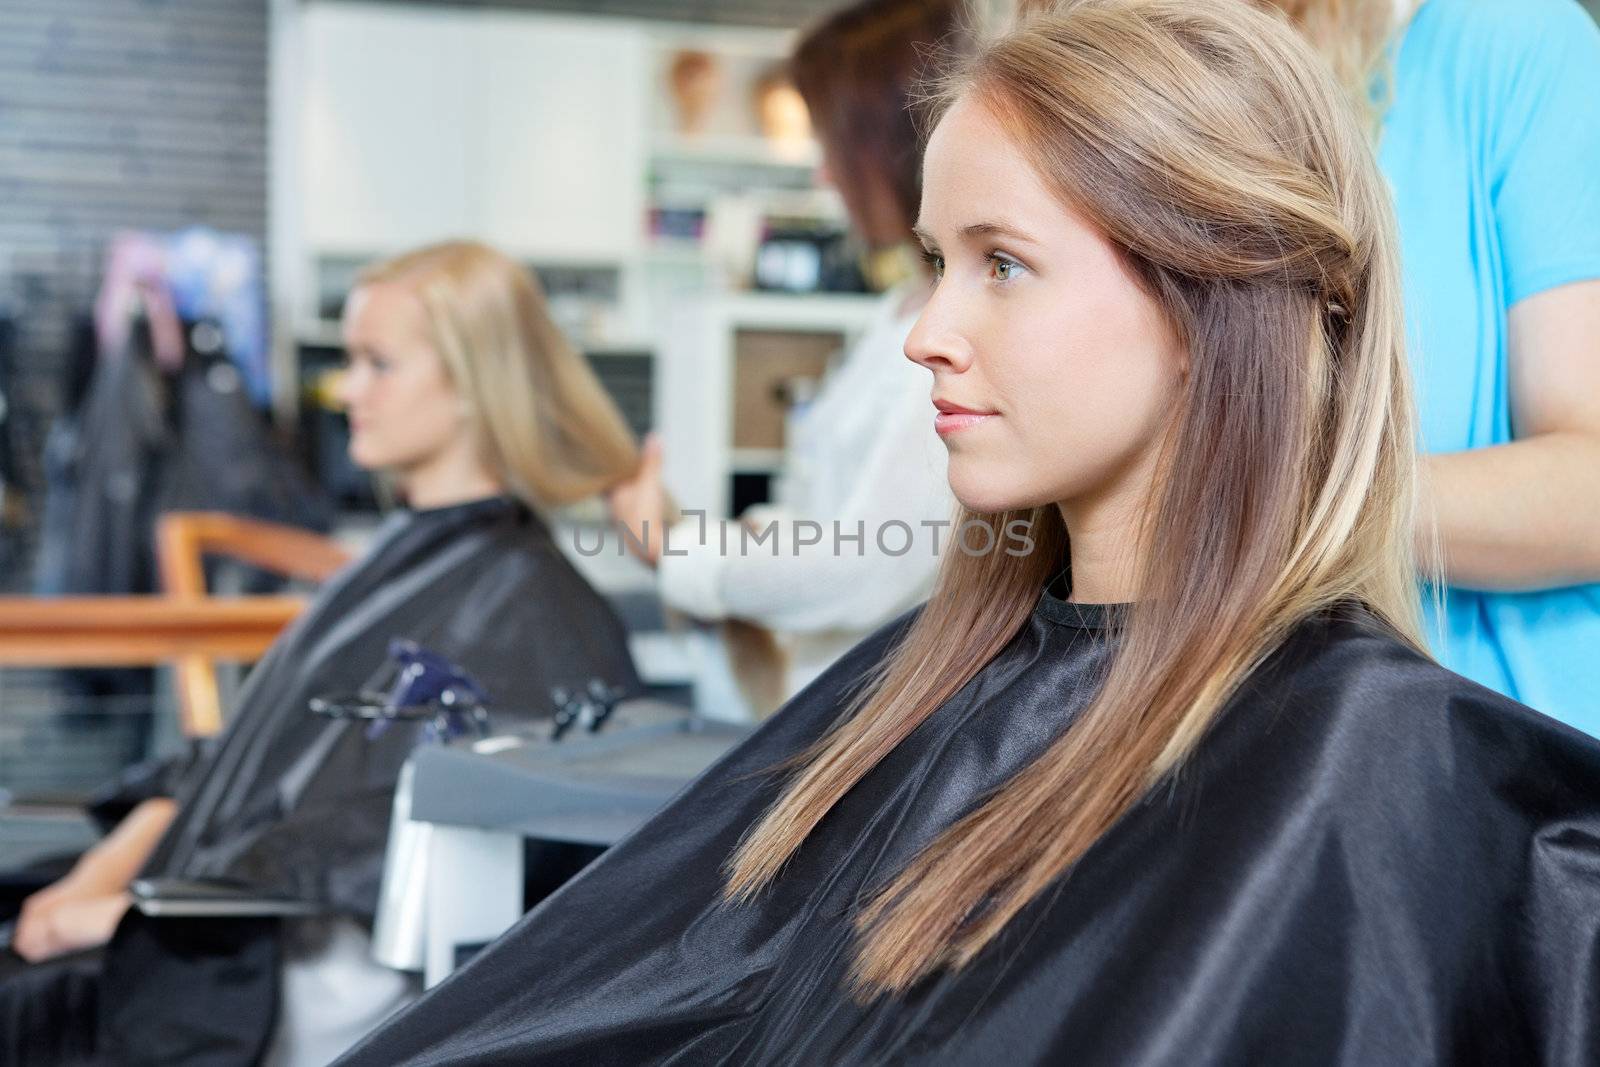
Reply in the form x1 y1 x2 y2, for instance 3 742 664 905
921 250 945 278
987 254 1023 282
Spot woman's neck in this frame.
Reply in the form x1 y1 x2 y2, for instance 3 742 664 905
1054 502 1140 604
398 451 504 511
1055 464 1160 604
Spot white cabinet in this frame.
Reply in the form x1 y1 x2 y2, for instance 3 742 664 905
301 5 476 253
471 15 647 263
300 4 646 262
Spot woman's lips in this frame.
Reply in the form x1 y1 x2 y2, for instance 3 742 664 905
933 399 998 437
935 412 997 436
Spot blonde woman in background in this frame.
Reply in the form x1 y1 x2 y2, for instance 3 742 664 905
1266 0 1600 734
608 0 961 704
337 4 1600 1065
1 241 643 1066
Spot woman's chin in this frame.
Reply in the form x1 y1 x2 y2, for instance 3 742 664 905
949 471 1027 516
346 440 387 473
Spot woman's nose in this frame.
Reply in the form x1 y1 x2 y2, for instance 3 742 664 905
904 297 972 374
333 365 363 409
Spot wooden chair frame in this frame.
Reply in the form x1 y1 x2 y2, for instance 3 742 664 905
0 512 350 737
155 512 350 735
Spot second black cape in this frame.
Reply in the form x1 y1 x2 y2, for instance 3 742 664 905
102 496 641 1064
144 495 640 912
338 588 1600 1066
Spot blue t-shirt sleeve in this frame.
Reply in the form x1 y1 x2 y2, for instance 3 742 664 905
1485 0 1600 305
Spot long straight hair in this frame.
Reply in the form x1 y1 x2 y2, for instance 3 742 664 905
727 0 1424 996
358 241 638 508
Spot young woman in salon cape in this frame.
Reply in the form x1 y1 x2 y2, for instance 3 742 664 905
1 241 643 1066
339 4 1600 1065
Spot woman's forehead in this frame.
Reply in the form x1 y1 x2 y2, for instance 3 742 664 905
919 96 1095 248
343 280 428 343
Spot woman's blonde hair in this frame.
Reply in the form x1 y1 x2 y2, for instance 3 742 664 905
727 0 1423 996
1017 0 1401 123
1261 0 1404 122
357 240 639 508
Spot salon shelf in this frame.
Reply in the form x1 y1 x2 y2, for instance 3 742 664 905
650 133 819 170
730 448 785 473
656 290 880 520
644 237 710 264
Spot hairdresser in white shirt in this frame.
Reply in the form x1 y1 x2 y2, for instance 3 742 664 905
610 0 963 700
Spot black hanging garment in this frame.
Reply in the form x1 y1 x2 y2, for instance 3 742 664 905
52 321 171 600
44 317 329 600
155 325 331 553
1 495 641 1065
33 318 332 778
336 584 1600 1067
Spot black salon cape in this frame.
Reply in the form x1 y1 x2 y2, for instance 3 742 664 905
94 496 641 1064
337 588 1600 1067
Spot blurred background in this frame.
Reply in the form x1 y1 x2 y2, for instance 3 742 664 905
0 0 956 821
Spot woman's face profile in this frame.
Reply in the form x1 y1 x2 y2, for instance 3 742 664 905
906 95 1186 519
338 281 470 478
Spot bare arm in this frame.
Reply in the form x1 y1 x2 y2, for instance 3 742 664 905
65 796 179 891
1421 280 1600 590
12 797 177 961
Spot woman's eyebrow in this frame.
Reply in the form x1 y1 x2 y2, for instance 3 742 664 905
911 220 1039 248
957 220 1039 246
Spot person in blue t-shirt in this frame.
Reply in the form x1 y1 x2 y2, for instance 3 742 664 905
1275 0 1600 734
